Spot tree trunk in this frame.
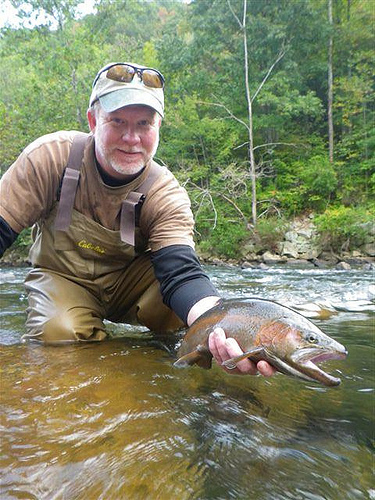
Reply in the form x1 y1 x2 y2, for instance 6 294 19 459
328 0 334 163
242 1 257 225
227 0 285 226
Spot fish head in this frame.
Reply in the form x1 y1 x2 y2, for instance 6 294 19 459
260 315 348 386
289 324 347 386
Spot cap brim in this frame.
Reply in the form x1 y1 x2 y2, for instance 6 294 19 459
99 88 164 117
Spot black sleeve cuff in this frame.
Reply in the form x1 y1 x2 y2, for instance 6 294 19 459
151 244 219 324
168 278 219 325
0 216 19 258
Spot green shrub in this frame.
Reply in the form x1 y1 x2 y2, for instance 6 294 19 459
314 206 374 252
198 219 248 259
12 228 33 249
254 216 288 253
273 155 338 215
300 156 338 202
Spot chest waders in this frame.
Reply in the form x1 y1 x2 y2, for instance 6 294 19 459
23 134 183 343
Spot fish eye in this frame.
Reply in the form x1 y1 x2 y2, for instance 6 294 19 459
307 334 317 344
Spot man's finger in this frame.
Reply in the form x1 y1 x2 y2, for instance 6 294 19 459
224 338 258 374
257 360 276 377
208 327 227 364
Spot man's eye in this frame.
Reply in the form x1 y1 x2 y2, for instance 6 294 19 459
112 118 124 125
139 120 150 127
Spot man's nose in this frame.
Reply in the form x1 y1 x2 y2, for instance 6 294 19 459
121 127 140 145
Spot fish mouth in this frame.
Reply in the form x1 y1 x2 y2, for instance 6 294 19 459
288 347 348 386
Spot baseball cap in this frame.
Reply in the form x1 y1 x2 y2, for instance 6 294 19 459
89 62 165 117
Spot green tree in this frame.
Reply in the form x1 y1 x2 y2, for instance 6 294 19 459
1 0 373 259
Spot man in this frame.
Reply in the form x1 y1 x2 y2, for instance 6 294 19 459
0 61 274 376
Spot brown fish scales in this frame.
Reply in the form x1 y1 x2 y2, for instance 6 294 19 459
175 298 347 386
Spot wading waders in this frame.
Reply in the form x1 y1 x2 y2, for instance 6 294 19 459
23 134 183 343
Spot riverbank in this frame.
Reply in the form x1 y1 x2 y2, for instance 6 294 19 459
2 245 374 272
198 215 375 270
198 246 375 271
199 252 374 271
2 216 374 271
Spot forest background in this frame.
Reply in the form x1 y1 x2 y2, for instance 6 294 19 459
0 0 374 261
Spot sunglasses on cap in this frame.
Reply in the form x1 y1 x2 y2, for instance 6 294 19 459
93 63 165 89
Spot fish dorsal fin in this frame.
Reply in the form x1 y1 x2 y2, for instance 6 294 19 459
174 345 212 369
222 346 264 370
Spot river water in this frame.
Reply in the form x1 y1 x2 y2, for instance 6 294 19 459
0 264 374 500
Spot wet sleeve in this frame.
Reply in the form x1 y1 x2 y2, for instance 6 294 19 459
0 216 19 258
151 244 219 324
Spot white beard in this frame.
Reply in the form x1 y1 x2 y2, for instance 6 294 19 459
95 135 159 177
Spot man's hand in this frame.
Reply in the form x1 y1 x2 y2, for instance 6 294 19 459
208 327 276 376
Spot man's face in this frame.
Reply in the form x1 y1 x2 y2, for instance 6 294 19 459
87 104 161 179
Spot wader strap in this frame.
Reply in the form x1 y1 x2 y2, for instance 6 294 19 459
120 162 164 245
54 133 89 232
120 192 144 246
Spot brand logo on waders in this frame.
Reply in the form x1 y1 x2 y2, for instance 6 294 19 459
78 240 106 254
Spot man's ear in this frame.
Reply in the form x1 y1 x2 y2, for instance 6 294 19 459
87 108 97 132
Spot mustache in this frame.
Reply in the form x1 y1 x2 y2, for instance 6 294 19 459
117 148 144 154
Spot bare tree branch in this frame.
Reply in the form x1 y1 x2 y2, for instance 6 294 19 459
232 141 250 151
197 100 249 130
204 0 288 226
258 203 282 219
227 0 243 29
234 141 304 151
218 193 247 220
253 141 303 151
186 180 218 229
251 47 286 103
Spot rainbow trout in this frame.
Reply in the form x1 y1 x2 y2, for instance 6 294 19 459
174 298 347 386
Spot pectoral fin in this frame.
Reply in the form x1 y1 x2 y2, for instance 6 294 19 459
222 347 264 370
174 345 213 369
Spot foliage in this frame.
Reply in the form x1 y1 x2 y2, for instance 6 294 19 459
254 216 288 253
0 0 373 258
11 228 32 249
314 205 374 252
294 155 337 212
197 218 249 260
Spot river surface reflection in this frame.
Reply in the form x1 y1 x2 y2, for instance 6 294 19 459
0 265 374 500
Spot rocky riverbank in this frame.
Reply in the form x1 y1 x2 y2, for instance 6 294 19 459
2 216 374 270
199 216 375 270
